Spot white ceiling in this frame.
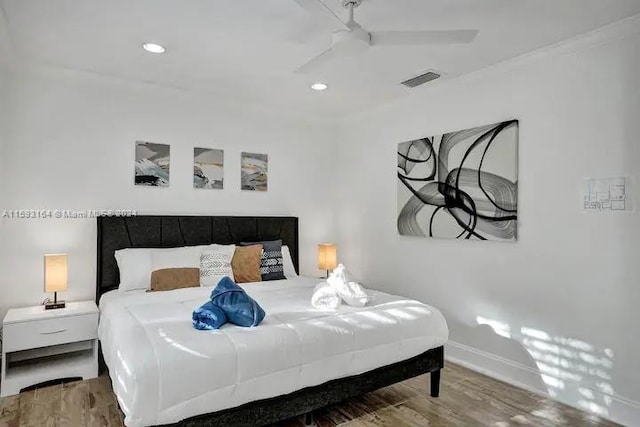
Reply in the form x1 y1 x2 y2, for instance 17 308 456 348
1 0 640 118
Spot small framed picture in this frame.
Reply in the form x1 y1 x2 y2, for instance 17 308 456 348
135 141 170 187
241 152 268 191
194 148 224 189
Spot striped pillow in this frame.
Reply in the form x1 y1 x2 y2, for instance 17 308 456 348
240 239 285 281
200 246 235 286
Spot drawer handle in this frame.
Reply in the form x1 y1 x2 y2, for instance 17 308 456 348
40 329 67 335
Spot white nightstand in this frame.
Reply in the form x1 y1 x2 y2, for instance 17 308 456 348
1 301 99 397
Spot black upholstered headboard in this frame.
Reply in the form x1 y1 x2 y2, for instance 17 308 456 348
96 215 299 302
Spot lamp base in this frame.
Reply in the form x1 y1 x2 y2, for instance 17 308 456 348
45 300 66 310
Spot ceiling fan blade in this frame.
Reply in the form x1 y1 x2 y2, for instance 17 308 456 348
294 47 339 74
371 30 479 46
292 0 349 30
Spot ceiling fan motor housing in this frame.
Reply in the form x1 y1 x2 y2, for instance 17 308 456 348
332 23 370 54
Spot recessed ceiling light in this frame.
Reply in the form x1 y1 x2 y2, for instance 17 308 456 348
311 83 328 91
142 43 166 54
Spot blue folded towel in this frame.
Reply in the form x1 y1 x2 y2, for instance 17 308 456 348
192 301 228 330
210 276 266 327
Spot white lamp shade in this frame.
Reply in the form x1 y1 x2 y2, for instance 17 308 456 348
318 244 337 271
44 254 68 293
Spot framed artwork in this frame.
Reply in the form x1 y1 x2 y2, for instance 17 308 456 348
194 148 224 189
135 141 170 187
397 120 519 241
241 152 268 191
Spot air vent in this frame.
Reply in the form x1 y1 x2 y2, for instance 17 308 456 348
401 71 441 88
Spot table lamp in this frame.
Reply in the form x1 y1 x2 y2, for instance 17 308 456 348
318 244 337 278
44 254 67 310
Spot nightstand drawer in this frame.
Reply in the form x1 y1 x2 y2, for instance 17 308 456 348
2 313 98 352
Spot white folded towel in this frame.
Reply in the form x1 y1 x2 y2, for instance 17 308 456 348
327 264 369 307
311 282 342 310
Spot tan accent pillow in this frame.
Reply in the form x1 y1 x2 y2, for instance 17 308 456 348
232 245 263 283
150 268 200 292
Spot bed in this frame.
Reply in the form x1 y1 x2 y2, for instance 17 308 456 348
96 215 448 427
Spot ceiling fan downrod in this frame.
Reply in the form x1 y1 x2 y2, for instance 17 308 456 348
342 0 362 23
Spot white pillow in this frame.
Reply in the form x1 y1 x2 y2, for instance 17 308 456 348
114 248 154 292
151 245 214 271
282 245 298 278
200 245 236 287
116 244 233 292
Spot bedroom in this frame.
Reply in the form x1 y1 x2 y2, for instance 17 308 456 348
0 1 639 426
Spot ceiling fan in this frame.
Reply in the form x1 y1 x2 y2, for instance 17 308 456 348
293 0 479 74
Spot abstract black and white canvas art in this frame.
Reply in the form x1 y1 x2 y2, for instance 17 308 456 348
135 141 170 187
397 120 518 241
241 152 268 191
194 148 224 189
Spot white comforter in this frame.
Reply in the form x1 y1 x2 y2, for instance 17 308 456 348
98 277 448 427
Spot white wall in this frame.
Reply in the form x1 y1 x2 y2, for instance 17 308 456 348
333 19 640 427
0 64 335 320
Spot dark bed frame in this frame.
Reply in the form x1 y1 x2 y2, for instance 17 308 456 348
96 215 443 427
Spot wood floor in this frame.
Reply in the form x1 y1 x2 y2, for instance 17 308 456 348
0 362 621 427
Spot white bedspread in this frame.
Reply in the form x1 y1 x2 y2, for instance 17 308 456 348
98 277 448 427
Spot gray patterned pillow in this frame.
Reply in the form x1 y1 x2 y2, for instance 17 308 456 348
240 240 285 281
200 245 235 286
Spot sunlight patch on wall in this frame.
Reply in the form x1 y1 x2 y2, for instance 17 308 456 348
474 315 615 419
520 325 614 418
476 316 511 338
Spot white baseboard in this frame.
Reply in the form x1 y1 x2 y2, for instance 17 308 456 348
445 341 640 427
